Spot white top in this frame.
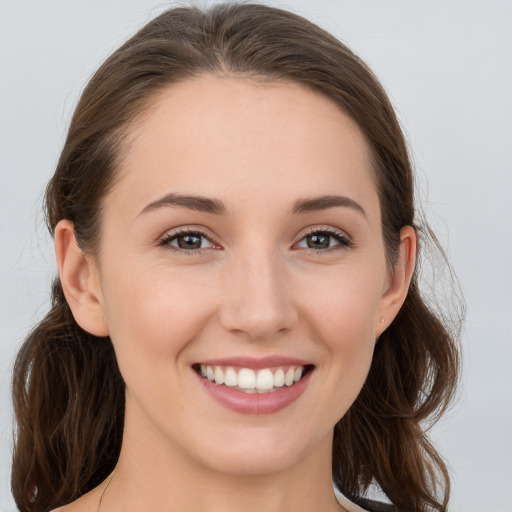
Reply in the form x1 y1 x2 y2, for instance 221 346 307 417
334 488 370 512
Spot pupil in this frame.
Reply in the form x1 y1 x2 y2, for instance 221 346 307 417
307 234 330 249
178 234 201 249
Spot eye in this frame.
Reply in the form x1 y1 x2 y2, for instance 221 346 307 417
160 230 216 252
295 228 351 252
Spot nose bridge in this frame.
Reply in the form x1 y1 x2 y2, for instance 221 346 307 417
219 243 297 340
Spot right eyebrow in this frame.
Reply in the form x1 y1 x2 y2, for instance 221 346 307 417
290 194 367 219
137 193 227 217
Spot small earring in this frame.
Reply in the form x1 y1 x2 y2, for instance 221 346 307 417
379 318 385 324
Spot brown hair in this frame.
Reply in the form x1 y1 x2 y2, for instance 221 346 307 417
12 3 461 511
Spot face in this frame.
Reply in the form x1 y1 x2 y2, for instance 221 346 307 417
85 76 402 476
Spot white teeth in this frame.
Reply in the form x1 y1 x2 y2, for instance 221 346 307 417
273 368 285 387
238 368 256 389
224 368 238 387
214 366 225 385
198 364 308 391
256 369 274 390
284 368 295 386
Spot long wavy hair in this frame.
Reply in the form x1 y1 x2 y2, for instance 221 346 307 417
12 3 462 511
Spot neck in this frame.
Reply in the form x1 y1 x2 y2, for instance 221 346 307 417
100 406 342 512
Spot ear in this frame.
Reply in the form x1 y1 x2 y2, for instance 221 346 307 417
376 225 417 337
54 220 109 337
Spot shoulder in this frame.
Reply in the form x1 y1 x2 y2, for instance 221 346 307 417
50 504 87 512
49 488 101 512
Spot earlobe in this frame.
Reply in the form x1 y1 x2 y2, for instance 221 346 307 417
377 225 417 336
54 220 109 337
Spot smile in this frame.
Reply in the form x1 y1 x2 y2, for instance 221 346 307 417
192 359 314 415
195 364 309 393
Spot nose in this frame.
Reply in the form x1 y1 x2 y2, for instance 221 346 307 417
218 247 299 341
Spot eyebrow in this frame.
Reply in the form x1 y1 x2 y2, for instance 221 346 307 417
290 195 367 218
138 192 366 218
138 193 226 216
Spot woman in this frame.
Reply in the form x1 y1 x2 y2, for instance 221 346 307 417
11 3 461 512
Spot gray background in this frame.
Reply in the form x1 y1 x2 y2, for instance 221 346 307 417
1 1 511 510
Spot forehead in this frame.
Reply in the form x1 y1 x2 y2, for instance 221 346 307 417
109 75 379 220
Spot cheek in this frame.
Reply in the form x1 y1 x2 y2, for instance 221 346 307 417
302 266 383 400
304 264 383 343
101 262 217 370
99 264 220 433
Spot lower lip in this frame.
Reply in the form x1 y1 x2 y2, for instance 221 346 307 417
196 370 313 415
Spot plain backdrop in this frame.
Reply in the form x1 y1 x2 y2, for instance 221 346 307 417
1 1 511 511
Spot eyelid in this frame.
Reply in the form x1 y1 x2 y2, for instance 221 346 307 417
158 226 222 253
156 224 353 255
292 225 353 252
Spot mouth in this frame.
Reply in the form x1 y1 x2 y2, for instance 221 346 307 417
192 356 314 415
192 363 314 394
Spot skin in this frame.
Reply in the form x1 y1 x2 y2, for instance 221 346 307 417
54 75 416 512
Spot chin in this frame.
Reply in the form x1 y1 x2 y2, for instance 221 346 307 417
198 446 302 477
188 424 328 477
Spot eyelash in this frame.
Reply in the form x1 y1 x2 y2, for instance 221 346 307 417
159 227 353 255
297 227 353 254
159 228 219 255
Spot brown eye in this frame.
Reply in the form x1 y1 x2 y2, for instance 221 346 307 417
295 229 351 252
177 234 203 249
305 234 331 249
162 231 215 251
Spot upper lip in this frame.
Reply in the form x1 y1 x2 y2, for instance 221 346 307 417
195 356 314 369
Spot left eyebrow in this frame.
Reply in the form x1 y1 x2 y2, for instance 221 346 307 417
290 195 367 218
137 193 227 217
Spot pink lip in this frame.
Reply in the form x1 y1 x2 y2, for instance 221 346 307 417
194 366 313 415
196 356 312 370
